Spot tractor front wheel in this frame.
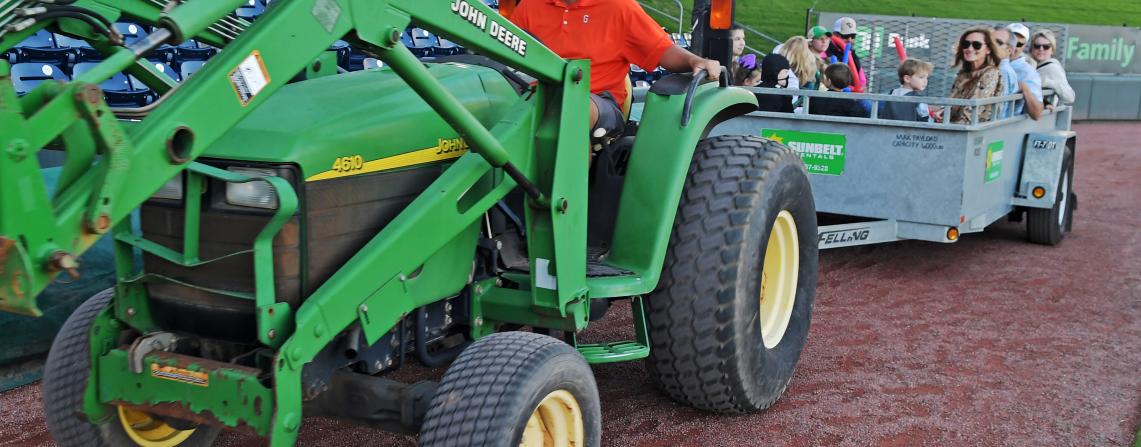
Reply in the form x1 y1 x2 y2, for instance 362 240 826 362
646 135 819 413
42 289 220 447
419 331 602 446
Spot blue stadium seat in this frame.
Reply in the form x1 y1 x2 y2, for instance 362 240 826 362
407 28 439 58
328 40 352 69
175 39 217 63
670 33 688 49
179 60 206 80
53 33 100 63
235 0 266 21
113 22 149 46
629 65 648 83
72 62 150 107
433 35 465 56
346 49 371 71
10 63 69 95
10 30 74 68
482 0 499 9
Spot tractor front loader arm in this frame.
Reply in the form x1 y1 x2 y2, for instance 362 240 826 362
0 0 572 318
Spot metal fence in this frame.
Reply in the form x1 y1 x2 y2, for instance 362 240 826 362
817 12 1068 97
638 0 778 56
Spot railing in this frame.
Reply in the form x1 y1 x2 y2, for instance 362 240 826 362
636 0 777 55
742 87 1063 130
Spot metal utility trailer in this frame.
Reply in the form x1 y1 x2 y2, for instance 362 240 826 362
708 88 1078 249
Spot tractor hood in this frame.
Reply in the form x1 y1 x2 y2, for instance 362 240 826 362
206 62 523 181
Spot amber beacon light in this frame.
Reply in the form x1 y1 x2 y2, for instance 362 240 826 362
710 0 733 30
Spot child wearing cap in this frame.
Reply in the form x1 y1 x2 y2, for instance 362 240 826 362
807 25 830 61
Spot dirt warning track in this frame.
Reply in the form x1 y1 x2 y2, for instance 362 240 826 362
2 122 1139 446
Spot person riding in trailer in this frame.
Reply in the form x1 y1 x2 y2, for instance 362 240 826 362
507 0 722 148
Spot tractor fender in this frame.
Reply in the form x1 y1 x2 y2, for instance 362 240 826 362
606 79 757 294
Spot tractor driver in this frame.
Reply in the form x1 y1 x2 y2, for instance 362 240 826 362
508 0 722 146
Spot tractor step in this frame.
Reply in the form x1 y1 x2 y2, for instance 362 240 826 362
572 296 650 364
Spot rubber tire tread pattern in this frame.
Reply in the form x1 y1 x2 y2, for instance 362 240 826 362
1027 147 1074 245
419 331 602 447
645 135 818 414
42 288 113 447
42 288 220 447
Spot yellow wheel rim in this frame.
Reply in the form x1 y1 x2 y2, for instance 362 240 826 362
759 210 799 349
117 406 197 447
519 390 584 447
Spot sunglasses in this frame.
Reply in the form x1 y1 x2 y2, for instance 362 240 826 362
1015 41 1025 47
961 40 985 50
840 33 856 39
1033 43 1052 50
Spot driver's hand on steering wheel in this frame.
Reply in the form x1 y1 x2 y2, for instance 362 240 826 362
692 58 722 82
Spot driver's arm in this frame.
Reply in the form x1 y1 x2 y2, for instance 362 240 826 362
659 45 722 81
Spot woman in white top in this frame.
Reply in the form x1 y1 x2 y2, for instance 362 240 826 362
1029 29 1075 105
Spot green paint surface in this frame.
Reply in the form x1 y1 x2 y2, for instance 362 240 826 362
985 140 1004 183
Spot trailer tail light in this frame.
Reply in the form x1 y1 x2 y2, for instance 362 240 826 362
946 228 959 241
709 0 733 30
1032 186 1046 198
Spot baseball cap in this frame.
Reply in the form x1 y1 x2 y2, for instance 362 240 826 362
808 25 830 39
1007 23 1030 40
833 17 857 35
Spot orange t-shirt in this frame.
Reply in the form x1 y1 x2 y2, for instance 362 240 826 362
509 0 674 108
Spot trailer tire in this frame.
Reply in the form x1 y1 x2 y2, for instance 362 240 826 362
646 135 818 413
42 289 220 447
1027 147 1074 245
419 332 601 447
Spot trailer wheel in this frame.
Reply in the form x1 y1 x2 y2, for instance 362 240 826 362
1027 147 1074 245
646 135 818 413
42 289 220 447
419 332 601 447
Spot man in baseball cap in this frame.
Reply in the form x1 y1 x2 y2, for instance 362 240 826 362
825 17 863 88
1006 23 1031 61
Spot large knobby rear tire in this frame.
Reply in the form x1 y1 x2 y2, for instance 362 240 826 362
646 135 819 413
42 289 220 447
1027 146 1075 245
419 332 602 447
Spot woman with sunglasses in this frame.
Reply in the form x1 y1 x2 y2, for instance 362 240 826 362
1029 29 1076 106
948 26 1004 124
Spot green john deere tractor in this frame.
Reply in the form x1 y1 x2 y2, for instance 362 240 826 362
0 0 818 445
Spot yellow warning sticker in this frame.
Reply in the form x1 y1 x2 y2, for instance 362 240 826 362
229 50 270 107
150 363 209 387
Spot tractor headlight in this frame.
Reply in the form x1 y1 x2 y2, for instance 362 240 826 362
225 167 279 209
152 175 184 200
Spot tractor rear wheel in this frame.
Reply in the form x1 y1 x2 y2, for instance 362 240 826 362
645 135 818 413
419 332 601 446
42 289 220 447
1027 147 1075 245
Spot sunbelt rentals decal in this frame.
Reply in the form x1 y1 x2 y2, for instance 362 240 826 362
762 129 846 176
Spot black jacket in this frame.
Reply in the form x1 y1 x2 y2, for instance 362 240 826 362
808 96 869 118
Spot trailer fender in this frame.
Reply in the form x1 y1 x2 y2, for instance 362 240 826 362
1013 131 1075 209
606 78 757 294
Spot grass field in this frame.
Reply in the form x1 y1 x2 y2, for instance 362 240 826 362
642 0 1141 52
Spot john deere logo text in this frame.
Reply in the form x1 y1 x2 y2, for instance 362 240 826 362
436 137 469 155
450 0 527 56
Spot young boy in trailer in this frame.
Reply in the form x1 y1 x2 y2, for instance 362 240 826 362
881 58 938 122
808 63 869 118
